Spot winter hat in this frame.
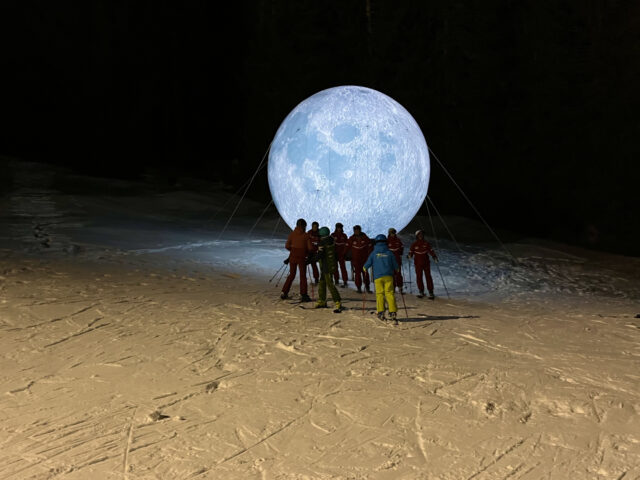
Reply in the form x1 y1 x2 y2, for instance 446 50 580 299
353 225 361 231
375 234 387 243
296 218 307 228
318 226 330 237
388 228 396 235
335 222 343 229
415 229 424 237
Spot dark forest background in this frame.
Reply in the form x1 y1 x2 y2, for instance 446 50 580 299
1 1 639 255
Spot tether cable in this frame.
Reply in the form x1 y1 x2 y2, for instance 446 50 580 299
426 195 464 254
428 146 518 264
218 141 272 241
247 199 274 238
425 198 451 298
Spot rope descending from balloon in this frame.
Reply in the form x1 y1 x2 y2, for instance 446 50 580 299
208 165 264 223
425 198 450 299
247 199 275 239
426 195 464 255
270 216 282 239
217 141 272 241
428 146 518 265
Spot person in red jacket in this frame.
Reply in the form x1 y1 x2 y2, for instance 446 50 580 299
281 218 313 302
331 222 349 288
387 228 404 293
347 225 372 294
307 221 320 284
408 229 438 299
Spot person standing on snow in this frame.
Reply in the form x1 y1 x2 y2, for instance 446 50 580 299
364 234 400 324
347 225 372 294
331 222 349 288
312 226 342 311
307 221 320 284
408 229 438 299
387 228 404 293
281 218 313 302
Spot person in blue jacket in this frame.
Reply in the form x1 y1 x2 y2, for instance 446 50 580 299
363 234 400 323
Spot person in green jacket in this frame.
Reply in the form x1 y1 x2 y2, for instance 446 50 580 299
313 226 342 311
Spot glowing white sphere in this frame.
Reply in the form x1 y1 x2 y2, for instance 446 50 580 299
268 85 430 236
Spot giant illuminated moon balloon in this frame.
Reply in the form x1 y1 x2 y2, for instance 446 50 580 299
268 86 430 236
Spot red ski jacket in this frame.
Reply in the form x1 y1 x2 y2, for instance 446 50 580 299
409 239 437 265
387 236 404 259
347 233 371 263
307 228 320 253
285 227 313 263
331 231 349 257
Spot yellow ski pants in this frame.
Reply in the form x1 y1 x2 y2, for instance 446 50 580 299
374 275 397 313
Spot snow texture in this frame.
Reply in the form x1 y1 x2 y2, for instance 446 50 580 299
1 159 639 479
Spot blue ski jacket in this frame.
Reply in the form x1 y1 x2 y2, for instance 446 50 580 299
363 242 399 280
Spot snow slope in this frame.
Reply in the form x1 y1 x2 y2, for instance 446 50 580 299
1 159 639 479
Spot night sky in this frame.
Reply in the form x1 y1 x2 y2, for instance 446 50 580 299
2 1 639 255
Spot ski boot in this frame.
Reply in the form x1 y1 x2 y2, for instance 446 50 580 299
314 278 319 285
417 291 425 299
333 301 343 313
314 301 327 309
389 311 398 325
341 282 347 288
377 311 387 322
356 287 362 294
280 292 288 300
300 293 312 303
428 291 435 300
365 286 372 294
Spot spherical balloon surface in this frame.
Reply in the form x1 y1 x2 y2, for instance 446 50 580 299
268 86 430 237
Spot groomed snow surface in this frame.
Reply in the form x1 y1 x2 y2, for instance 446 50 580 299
1 160 639 479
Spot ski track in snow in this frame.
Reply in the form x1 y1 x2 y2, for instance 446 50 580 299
1 255 639 479
0 161 639 478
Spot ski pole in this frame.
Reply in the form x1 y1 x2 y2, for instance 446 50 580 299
433 258 450 298
275 262 288 287
270 262 286 283
361 267 367 315
398 265 408 318
399 290 409 319
400 258 407 294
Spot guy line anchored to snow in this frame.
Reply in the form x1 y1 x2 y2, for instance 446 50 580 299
428 145 518 265
217 141 272 241
218 138 517 277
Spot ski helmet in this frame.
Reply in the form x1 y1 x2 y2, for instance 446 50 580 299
388 228 397 235
375 234 387 243
318 226 330 237
415 229 424 237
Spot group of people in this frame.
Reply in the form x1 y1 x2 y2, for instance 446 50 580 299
280 218 439 322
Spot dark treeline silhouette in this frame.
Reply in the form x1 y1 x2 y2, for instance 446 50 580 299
1 1 638 255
